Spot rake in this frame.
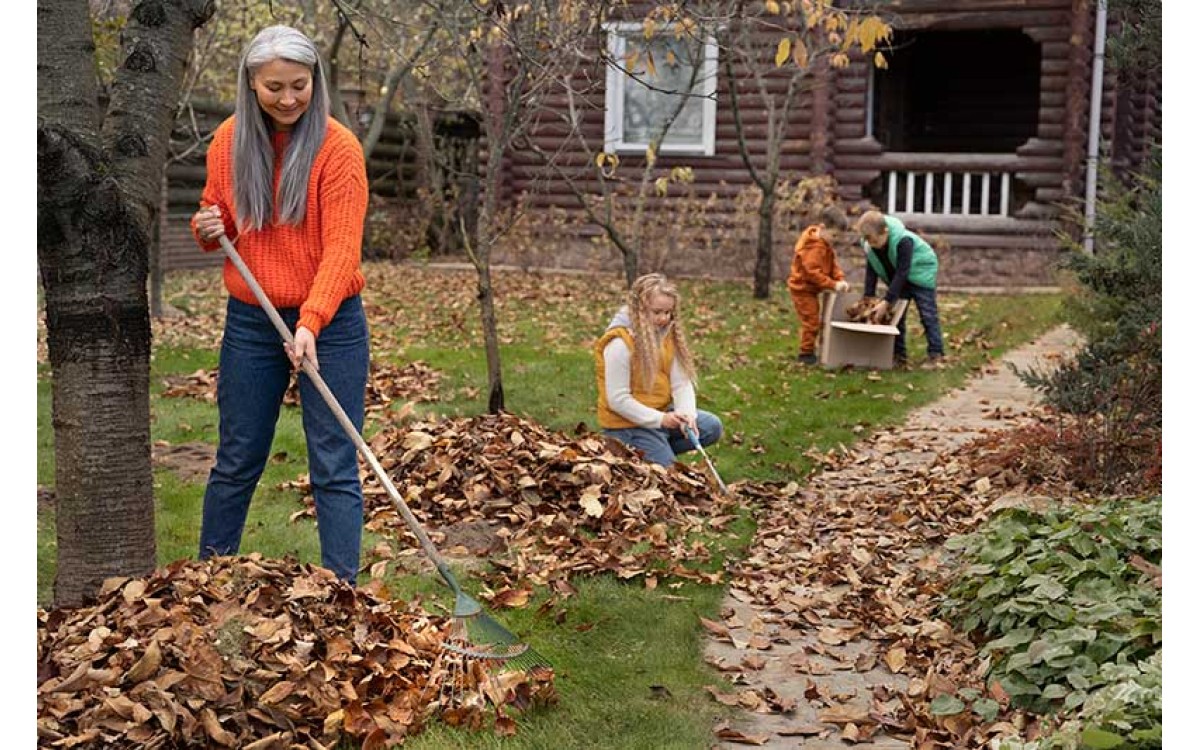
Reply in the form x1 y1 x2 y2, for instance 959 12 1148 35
218 236 548 673
685 425 730 495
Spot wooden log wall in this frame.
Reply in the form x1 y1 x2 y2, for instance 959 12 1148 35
831 1 1103 212
490 0 1161 286
1112 66 1162 179
160 100 231 272
488 10 823 281
819 0 1161 286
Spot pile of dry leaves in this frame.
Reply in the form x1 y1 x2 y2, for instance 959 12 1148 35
842 296 891 325
286 412 735 594
37 555 555 749
160 360 443 414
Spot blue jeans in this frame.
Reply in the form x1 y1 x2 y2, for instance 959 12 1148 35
894 284 944 361
199 295 369 583
603 409 723 467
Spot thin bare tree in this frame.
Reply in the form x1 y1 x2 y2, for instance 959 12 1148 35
430 0 607 411
709 1 891 298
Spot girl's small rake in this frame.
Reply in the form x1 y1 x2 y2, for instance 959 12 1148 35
686 425 730 495
218 236 549 680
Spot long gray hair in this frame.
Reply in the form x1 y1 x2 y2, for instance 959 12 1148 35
233 25 330 231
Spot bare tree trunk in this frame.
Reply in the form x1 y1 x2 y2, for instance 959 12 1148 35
38 0 214 607
467 175 505 413
753 187 775 298
477 262 505 414
473 42 509 414
725 45 774 299
445 0 608 409
723 20 806 300
753 130 786 298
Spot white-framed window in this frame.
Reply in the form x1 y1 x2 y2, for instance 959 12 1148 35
603 22 718 156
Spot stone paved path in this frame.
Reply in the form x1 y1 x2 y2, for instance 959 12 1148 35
706 325 1083 749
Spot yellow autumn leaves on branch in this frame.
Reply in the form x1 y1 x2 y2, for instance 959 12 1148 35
772 11 891 70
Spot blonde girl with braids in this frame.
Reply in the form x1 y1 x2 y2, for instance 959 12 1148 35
190 25 371 584
594 273 723 466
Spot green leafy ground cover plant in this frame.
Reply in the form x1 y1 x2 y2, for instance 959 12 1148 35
940 496 1161 747
991 139 1162 749
993 652 1161 750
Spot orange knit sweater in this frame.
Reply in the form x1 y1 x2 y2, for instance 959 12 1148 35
192 116 369 337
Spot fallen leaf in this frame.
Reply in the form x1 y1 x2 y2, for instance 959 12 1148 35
699 617 730 639
778 724 826 736
124 639 162 684
490 588 532 608
714 723 770 745
817 627 856 645
741 654 767 670
818 704 870 724
1129 554 1162 587
705 686 742 706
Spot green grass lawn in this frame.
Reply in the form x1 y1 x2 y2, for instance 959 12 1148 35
36 262 1064 747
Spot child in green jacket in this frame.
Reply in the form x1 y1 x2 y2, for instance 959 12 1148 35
854 210 945 368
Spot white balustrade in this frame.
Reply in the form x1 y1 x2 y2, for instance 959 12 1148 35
883 170 1014 217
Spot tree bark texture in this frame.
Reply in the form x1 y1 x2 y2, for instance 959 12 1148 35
477 142 507 415
753 188 776 299
810 56 831 175
478 269 505 414
38 0 214 607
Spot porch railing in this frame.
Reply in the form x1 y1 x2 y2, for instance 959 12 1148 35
879 153 1022 218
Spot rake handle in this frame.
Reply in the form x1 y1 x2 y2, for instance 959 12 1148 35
686 425 729 495
217 236 459 590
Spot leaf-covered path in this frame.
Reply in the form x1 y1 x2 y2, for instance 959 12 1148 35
705 325 1083 748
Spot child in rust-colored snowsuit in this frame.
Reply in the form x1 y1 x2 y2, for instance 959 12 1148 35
787 223 850 364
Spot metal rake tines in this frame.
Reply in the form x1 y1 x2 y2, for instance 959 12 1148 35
435 652 486 713
433 637 553 715
442 613 552 671
441 637 530 662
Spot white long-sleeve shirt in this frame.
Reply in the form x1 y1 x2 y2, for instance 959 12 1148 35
602 335 696 429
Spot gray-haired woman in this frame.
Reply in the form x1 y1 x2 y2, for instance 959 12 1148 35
191 25 371 583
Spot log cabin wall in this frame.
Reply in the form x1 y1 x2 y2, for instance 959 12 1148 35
827 0 1111 288
1112 65 1161 180
492 0 1159 288
489 8 820 281
159 101 232 272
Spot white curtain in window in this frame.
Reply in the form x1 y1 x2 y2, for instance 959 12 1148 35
621 34 706 147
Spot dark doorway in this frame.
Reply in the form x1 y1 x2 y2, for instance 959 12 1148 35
872 29 1041 153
